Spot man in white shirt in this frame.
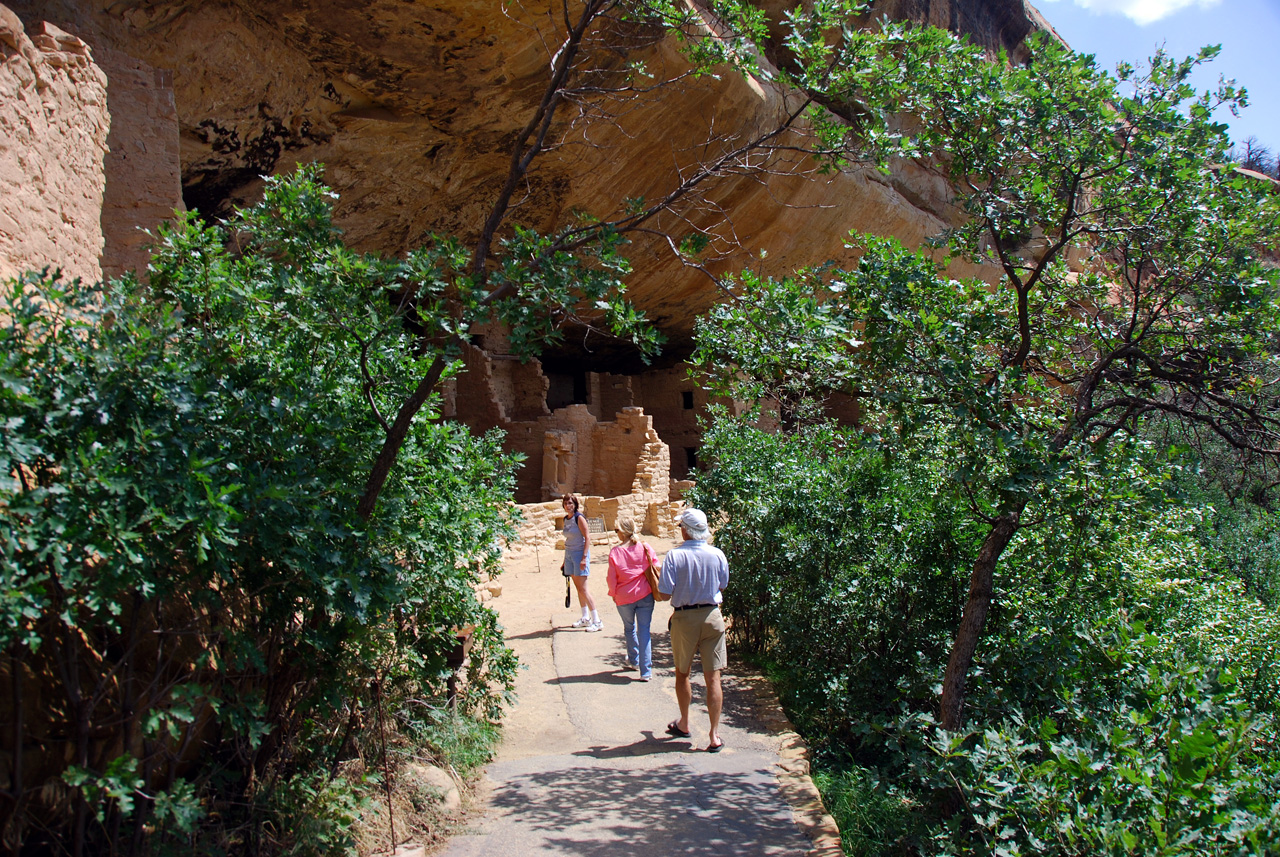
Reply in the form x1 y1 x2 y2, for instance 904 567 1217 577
654 508 730 752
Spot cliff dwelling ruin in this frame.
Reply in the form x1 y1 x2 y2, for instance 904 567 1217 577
0 0 1058 538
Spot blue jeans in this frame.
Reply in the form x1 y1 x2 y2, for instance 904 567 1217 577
615 593 655 678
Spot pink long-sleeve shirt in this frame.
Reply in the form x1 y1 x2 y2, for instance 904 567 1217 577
606 540 657 606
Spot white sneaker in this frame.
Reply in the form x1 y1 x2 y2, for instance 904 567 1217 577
570 616 592 628
585 620 603 632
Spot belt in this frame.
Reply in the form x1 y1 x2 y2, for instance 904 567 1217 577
673 603 718 612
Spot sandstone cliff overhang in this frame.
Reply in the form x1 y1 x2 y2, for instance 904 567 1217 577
11 0 1049 370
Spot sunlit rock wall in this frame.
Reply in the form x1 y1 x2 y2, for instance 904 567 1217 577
0 8 108 284
7 0 1050 364
97 45 183 281
1 0 1053 499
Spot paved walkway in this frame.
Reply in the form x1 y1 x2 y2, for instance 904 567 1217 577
437 538 841 857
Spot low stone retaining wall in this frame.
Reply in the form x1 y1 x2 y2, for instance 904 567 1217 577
503 493 686 557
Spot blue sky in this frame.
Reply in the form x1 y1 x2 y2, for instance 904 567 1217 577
1033 0 1280 150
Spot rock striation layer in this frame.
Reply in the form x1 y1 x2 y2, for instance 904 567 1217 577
1 0 1053 502
7 0 1050 365
0 9 108 284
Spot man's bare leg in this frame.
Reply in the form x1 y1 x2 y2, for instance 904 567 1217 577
705 667 723 748
674 667 692 733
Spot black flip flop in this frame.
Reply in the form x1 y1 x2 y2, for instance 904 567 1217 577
665 722 691 738
707 738 725 753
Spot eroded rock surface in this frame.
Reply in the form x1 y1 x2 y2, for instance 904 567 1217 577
8 0 1048 367
2 0 1054 501
0 9 108 284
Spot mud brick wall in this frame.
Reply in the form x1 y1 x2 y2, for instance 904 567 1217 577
633 367 708 480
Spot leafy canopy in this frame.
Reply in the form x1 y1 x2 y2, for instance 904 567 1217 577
1 167 520 851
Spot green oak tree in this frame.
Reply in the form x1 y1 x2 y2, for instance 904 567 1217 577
349 0 959 518
1 174 524 853
0 4 962 847
694 34 1280 729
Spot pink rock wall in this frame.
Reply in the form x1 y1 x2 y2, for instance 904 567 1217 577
0 6 108 285
97 45 183 281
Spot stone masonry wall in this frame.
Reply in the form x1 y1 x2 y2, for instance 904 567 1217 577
506 406 679 555
503 357 551 422
0 6 108 285
633 367 709 480
452 342 506 433
598 373 634 424
97 45 183 281
543 404 600 496
445 341 678 511
591 406 663 499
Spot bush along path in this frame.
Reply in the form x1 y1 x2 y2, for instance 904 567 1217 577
435 537 842 857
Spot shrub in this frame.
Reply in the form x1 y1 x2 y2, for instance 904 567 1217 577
912 624 1280 856
692 412 1280 855
0 167 517 853
689 413 979 752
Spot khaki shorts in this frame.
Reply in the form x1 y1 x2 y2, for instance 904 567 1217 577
669 606 727 674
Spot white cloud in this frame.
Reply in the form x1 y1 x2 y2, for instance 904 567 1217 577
1039 0 1223 26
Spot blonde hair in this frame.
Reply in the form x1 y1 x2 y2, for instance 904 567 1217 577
616 516 637 541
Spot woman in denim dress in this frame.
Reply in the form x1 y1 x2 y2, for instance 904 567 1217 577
562 493 601 631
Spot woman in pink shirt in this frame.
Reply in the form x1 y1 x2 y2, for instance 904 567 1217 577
607 517 657 681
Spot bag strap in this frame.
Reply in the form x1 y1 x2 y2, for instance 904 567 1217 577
642 544 661 594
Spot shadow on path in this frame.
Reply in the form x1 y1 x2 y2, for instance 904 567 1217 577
548 669 634 686
505 628 555 642
488 764 803 856
571 732 696 760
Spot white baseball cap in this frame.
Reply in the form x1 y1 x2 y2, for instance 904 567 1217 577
679 508 710 540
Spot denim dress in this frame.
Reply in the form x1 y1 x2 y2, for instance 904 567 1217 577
563 512 589 577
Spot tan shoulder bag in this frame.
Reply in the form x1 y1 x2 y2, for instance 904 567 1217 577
642 543 661 595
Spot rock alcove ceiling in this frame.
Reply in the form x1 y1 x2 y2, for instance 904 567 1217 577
11 0 1054 373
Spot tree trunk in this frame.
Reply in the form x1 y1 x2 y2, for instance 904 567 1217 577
5 646 22 838
356 356 448 521
939 498 1026 730
353 2 599 524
